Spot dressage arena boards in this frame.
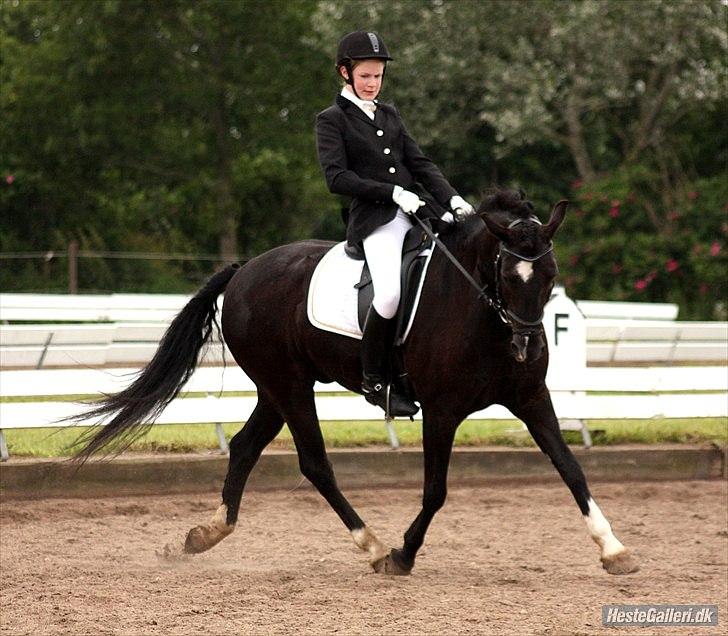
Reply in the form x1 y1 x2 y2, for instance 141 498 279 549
1 481 725 635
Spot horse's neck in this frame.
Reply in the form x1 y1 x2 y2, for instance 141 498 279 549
432 225 497 310
475 233 500 289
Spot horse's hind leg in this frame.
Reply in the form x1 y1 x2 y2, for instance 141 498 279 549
511 392 639 575
161 397 284 557
277 383 389 568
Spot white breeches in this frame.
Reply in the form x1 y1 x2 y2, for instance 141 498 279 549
362 209 413 319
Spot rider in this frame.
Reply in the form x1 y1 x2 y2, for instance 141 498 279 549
315 30 474 416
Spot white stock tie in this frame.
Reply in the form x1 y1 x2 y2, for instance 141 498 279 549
361 101 377 118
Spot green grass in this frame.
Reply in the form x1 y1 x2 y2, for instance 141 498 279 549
4 417 726 458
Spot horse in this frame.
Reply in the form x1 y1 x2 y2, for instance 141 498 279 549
73 189 638 576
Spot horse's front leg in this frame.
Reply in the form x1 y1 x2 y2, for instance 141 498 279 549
509 389 639 574
373 410 459 575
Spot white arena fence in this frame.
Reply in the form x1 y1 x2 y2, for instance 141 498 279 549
0 293 726 460
0 365 726 461
0 293 726 368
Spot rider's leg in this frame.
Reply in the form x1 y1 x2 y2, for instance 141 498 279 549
361 209 418 416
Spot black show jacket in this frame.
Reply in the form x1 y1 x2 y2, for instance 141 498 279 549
316 94 457 246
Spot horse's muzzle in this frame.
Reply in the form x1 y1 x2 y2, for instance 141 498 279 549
510 332 545 363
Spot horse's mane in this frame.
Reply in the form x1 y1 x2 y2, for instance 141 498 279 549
477 188 535 220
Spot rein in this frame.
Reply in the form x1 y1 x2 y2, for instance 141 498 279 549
411 214 552 333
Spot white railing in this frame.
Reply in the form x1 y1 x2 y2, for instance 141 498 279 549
0 292 190 323
586 319 727 363
2 320 725 368
1 293 726 368
0 365 725 460
1 293 681 323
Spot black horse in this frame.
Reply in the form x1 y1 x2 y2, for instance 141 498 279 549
74 189 637 576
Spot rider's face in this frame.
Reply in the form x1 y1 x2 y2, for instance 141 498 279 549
342 59 385 100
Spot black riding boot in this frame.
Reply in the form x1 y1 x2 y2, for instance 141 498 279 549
361 307 419 417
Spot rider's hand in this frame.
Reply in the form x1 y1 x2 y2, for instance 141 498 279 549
450 195 475 220
393 186 426 215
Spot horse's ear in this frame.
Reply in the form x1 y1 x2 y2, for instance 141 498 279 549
482 213 513 243
542 200 569 241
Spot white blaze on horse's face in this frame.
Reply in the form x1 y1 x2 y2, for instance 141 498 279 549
515 260 534 283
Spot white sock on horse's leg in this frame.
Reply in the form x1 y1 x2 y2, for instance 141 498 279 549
583 497 638 574
351 526 388 564
584 497 627 558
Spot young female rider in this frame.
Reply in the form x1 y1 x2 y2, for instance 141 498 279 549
315 30 474 416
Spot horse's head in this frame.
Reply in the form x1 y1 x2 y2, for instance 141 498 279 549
480 194 568 363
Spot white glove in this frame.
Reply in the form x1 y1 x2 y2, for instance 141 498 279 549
393 186 426 215
450 195 475 219
440 211 455 224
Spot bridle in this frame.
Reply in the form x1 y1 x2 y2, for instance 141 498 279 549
490 218 553 334
411 214 553 335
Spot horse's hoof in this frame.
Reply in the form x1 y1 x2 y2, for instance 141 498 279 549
371 549 412 576
602 549 639 575
184 525 216 554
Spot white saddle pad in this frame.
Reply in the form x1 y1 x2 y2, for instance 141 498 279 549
307 241 435 341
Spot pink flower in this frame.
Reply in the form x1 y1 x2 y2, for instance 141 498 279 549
610 199 621 207
710 242 721 256
634 279 648 291
687 191 698 200
699 283 710 295
645 270 657 282
609 206 620 218
665 259 679 272
571 179 583 190
667 211 680 222
5 175 14 185
611 263 622 274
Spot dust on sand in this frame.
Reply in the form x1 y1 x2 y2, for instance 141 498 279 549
1 480 726 635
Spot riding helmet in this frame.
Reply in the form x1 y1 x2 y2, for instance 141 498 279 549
336 30 393 67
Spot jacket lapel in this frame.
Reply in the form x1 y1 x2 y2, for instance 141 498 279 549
336 93 380 130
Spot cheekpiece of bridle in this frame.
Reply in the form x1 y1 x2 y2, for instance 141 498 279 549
481 217 553 335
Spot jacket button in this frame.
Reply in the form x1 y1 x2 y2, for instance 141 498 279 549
388 167 396 174
383 148 391 154
376 130 384 136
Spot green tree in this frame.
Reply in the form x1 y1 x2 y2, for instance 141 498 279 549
1 0 338 291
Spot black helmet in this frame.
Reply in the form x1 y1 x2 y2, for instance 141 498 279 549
336 30 393 67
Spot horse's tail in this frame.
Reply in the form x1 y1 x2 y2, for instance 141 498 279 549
71 263 241 462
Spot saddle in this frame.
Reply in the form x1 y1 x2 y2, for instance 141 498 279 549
346 224 433 346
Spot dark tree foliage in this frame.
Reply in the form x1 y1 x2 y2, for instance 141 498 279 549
1 0 725 318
